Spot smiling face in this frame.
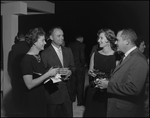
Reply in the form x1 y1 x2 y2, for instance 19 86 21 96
50 28 64 47
34 35 46 51
97 32 109 48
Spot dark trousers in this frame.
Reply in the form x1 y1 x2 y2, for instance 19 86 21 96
46 95 73 117
83 87 107 117
75 67 85 104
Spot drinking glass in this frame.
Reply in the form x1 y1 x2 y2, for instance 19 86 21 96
58 68 68 81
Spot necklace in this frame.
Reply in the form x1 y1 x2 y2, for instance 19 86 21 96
33 54 41 63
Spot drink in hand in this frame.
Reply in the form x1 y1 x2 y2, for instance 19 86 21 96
58 68 68 80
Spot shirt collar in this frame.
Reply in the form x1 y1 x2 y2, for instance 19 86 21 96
51 43 62 51
124 46 137 58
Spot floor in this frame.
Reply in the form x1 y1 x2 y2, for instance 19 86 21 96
73 69 89 117
73 98 85 117
1 98 86 118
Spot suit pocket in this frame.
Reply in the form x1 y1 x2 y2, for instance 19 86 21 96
116 102 133 111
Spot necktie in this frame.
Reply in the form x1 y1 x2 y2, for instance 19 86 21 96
58 48 63 67
119 55 125 65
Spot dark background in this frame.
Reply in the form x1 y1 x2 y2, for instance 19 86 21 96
19 1 149 63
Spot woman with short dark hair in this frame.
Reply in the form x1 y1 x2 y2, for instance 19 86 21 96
21 27 59 117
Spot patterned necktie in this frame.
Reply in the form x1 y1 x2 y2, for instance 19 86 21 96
58 48 63 67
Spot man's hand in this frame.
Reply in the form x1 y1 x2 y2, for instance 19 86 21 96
66 69 72 77
63 69 71 80
99 79 109 89
59 68 72 81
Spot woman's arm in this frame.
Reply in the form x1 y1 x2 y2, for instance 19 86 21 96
89 52 95 71
88 52 96 77
23 68 58 90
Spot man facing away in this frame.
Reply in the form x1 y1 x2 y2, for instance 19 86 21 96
68 35 86 106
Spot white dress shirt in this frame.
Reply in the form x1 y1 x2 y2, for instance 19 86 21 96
124 46 137 60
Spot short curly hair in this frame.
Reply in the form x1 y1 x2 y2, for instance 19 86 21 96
26 27 45 47
97 28 117 51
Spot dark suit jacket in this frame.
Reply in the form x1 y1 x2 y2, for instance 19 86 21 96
68 40 86 67
9 41 29 112
107 48 149 117
41 44 75 104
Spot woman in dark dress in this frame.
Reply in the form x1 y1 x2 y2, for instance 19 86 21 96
84 29 119 117
21 28 59 117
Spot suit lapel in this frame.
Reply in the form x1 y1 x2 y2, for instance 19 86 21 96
113 54 130 73
112 48 139 75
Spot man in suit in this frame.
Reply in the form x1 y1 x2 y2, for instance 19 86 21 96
9 33 29 115
99 28 149 117
68 35 86 106
41 27 75 117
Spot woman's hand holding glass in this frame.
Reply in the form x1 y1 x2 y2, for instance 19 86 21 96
94 78 101 88
47 67 59 77
88 69 97 77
